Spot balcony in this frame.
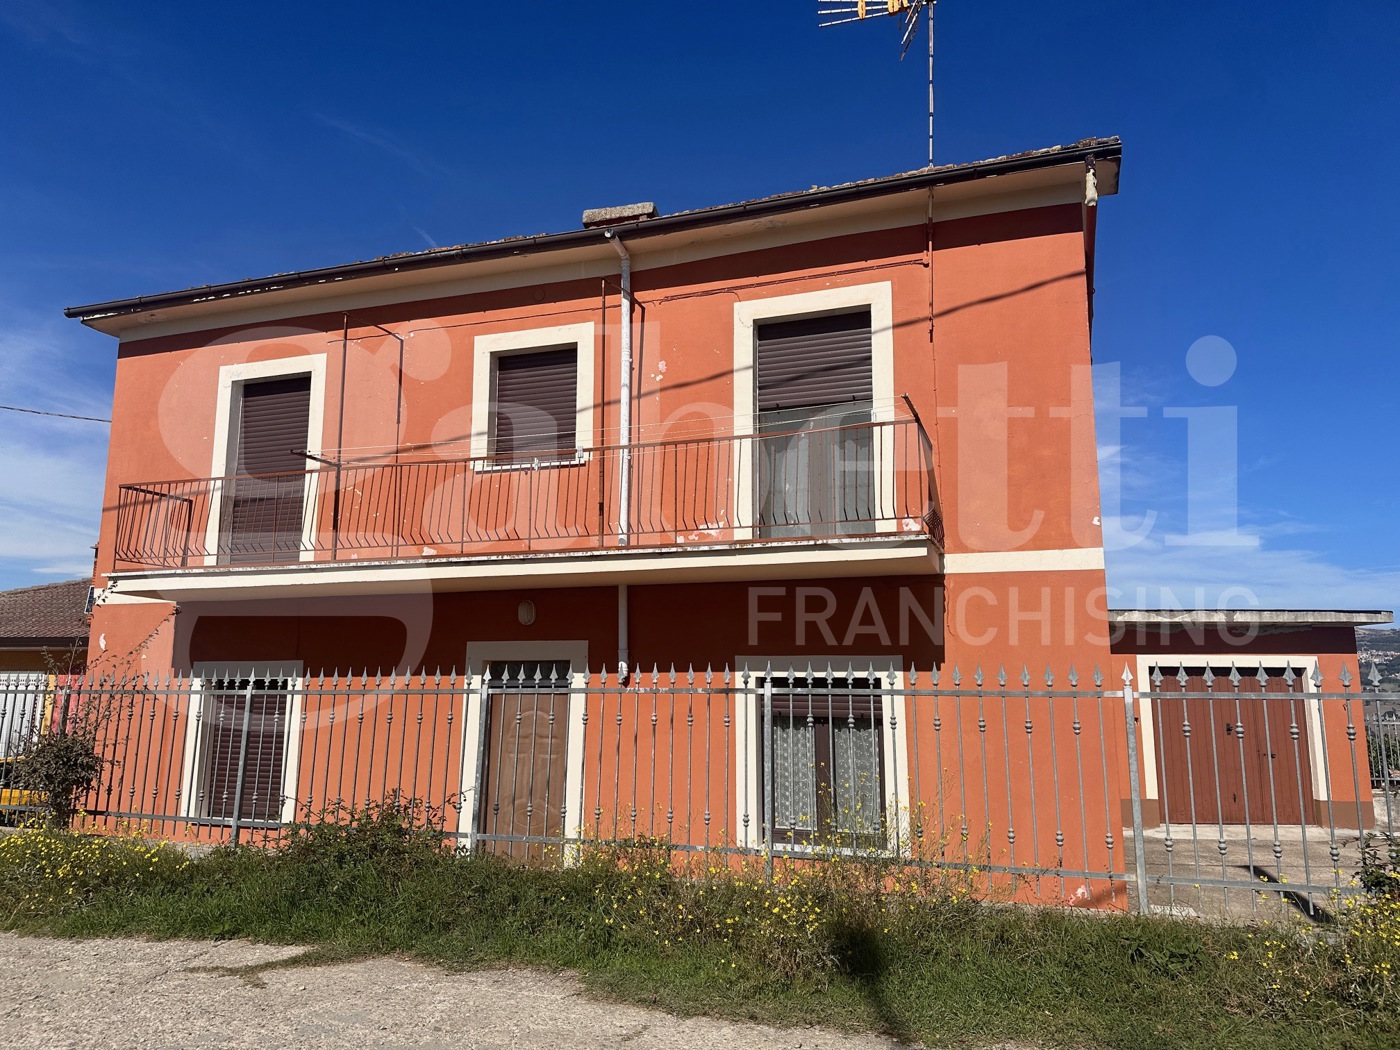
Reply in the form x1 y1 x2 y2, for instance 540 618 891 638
110 410 943 597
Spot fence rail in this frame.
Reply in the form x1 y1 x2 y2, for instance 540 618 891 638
2 663 1396 919
113 411 942 571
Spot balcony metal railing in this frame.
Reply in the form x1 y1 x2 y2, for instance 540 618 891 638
113 410 942 572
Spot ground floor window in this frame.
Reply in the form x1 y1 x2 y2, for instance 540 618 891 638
195 675 294 824
763 673 886 851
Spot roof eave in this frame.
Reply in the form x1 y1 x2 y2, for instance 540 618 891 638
65 138 1121 326
1109 609 1395 628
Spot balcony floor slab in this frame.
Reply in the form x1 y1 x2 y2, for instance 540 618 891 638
105 537 942 602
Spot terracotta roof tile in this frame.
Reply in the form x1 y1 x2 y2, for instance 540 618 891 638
0 579 90 643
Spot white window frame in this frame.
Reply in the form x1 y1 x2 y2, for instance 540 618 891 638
179 662 304 826
458 641 589 855
733 656 910 855
471 323 596 468
1133 653 1329 816
206 355 327 566
731 283 897 541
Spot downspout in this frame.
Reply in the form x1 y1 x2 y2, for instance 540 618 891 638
1082 158 1099 334
606 230 633 546
606 230 634 681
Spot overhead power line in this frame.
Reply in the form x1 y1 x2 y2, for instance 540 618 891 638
0 404 111 424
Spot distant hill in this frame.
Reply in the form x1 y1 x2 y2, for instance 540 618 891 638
1358 627 1400 691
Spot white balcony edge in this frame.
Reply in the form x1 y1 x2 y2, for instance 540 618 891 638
105 536 943 602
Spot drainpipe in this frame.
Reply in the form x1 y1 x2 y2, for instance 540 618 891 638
606 231 634 682
1082 158 1100 331
606 230 633 546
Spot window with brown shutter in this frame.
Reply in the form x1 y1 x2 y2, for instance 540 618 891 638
754 311 874 536
491 347 579 460
755 310 873 411
234 377 311 475
200 676 292 825
221 376 312 563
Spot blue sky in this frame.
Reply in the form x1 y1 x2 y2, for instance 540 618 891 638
0 0 1395 615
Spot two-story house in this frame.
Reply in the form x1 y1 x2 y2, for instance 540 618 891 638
61 139 1166 884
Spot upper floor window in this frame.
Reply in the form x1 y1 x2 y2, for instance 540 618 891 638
223 372 314 564
755 309 873 413
472 322 595 464
491 346 579 460
754 310 875 536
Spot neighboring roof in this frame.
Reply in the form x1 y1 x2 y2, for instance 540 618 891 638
0 579 91 647
65 137 1121 326
1109 609 1394 628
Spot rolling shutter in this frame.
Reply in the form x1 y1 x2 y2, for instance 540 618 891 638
493 348 578 458
755 311 873 411
235 377 311 475
224 376 311 563
202 677 290 824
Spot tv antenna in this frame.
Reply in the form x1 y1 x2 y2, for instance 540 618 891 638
818 1 938 168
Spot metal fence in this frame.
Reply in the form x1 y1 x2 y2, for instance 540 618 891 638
2 662 1395 919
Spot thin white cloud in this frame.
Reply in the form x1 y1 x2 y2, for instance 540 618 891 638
1105 522 1400 612
0 0 144 67
29 563 93 577
0 0 91 50
312 114 444 178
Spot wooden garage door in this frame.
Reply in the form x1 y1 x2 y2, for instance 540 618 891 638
477 662 570 862
1153 666 1313 826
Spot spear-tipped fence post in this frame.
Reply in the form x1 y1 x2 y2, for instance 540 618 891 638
762 667 774 882
1122 665 1149 914
229 677 256 846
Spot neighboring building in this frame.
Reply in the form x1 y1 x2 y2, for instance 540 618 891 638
0 579 89 801
55 137 1391 889
1110 608 1394 827
0 578 90 673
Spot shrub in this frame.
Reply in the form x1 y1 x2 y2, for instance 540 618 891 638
278 794 449 871
12 730 103 828
1360 832 1400 900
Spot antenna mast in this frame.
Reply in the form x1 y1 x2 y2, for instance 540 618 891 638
926 0 935 168
818 0 938 168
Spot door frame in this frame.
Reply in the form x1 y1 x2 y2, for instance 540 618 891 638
460 641 588 853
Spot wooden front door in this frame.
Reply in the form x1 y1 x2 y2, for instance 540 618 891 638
1154 667 1314 826
477 662 570 861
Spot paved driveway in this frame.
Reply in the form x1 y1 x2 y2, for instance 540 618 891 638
0 934 913 1050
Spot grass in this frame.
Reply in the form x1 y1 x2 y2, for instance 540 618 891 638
2 811 1398 1050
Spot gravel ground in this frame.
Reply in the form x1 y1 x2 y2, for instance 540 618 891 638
0 933 918 1050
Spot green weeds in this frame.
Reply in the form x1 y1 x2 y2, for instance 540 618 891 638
2 807 1398 1049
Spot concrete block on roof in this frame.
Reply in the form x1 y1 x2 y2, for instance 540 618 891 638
582 203 658 228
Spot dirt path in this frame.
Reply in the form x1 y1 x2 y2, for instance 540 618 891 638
0 933 913 1050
